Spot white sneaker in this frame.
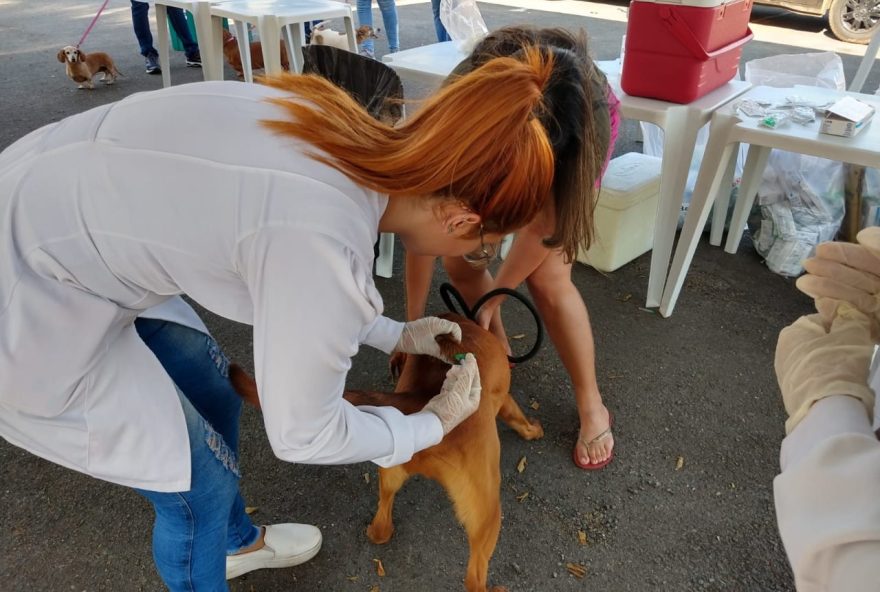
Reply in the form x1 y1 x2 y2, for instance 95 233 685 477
226 523 322 580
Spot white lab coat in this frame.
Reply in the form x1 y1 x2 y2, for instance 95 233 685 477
0 81 442 492
774 361 880 590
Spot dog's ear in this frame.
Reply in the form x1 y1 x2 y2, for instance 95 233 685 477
75 49 84 61
57 49 66 63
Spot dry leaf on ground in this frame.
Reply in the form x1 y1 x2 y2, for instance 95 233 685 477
578 530 587 545
373 558 386 577
516 491 529 502
364 473 371 483
244 506 258 515
675 456 685 471
566 562 588 579
529 400 540 410
510 334 526 340
516 456 527 473
369 586 380 592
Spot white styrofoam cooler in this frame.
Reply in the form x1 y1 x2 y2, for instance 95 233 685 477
577 152 662 272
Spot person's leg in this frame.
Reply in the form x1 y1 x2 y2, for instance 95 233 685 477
524 252 613 467
166 6 201 65
135 388 257 591
130 0 156 56
134 317 321 576
376 0 399 53
431 0 450 42
356 0 376 56
442 256 510 350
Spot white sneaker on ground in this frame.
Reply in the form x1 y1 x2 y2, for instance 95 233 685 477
226 523 322 580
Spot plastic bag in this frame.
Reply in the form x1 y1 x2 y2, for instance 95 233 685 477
744 52 846 91
742 51 846 277
639 122 746 229
750 153 845 276
439 0 488 54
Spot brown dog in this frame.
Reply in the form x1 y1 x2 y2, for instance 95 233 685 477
57 45 121 90
222 29 290 78
229 313 543 592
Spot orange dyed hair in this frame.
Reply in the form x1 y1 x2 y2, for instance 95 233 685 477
260 47 556 236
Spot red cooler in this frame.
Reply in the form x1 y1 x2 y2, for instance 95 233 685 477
621 0 754 104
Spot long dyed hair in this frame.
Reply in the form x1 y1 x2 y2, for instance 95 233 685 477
451 27 614 262
260 47 557 238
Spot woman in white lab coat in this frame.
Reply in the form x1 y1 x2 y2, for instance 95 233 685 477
774 228 880 591
0 48 575 590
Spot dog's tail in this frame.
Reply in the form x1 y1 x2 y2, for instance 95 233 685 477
229 363 261 408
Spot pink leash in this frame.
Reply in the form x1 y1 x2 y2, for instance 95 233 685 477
76 0 111 49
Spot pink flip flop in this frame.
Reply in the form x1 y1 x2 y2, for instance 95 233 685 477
572 414 614 471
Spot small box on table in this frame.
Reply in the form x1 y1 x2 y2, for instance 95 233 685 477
820 96 875 138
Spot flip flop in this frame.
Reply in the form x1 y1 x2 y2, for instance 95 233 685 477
572 413 614 471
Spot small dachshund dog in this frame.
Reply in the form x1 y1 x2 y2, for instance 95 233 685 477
221 29 290 79
57 45 120 90
230 313 543 592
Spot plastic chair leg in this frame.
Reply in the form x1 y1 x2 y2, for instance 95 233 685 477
257 15 284 75
230 20 253 83
646 109 702 308
724 145 771 254
708 148 740 246
660 117 738 317
375 233 394 278
289 24 305 73
343 16 357 52
191 3 221 81
155 3 172 88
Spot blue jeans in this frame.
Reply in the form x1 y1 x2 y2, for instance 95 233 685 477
131 0 199 59
357 0 399 53
431 0 450 42
134 318 259 592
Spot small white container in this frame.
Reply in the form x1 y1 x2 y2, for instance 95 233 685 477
577 152 662 272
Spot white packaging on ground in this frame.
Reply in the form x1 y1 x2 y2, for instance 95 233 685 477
742 52 847 277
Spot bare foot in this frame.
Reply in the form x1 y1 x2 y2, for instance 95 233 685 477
575 405 614 467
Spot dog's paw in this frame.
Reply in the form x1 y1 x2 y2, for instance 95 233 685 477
366 521 394 545
522 417 544 441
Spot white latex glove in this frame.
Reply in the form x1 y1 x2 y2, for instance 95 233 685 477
775 301 876 435
797 227 880 327
394 316 462 361
423 353 481 434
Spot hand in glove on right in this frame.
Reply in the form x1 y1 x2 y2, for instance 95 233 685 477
423 353 482 434
775 301 877 434
797 227 880 331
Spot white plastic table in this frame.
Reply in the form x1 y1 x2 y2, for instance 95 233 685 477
661 85 880 317
148 0 228 86
210 0 356 79
383 44 752 307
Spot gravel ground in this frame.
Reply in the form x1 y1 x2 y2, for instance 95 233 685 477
2 1 876 590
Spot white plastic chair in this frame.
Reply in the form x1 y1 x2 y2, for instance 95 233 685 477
149 0 226 86
209 0 356 81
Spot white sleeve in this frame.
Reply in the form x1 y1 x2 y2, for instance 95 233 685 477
774 395 880 592
242 228 442 467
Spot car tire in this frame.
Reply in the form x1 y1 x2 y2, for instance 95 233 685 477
828 0 880 44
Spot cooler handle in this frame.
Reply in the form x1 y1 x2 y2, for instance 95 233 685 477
658 6 753 61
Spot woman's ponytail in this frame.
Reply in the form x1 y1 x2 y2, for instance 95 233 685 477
260 46 558 236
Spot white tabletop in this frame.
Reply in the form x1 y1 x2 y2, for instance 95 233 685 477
719 85 880 167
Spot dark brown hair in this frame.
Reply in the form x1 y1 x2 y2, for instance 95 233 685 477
450 26 613 262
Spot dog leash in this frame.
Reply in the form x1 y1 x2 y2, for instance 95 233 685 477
438 282 544 364
76 0 111 49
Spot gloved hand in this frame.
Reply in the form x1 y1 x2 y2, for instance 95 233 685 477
797 227 880 328
394 317 462 361
423 353 481 434
775 301 876 435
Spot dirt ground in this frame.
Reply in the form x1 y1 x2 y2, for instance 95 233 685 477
1 1 877 591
